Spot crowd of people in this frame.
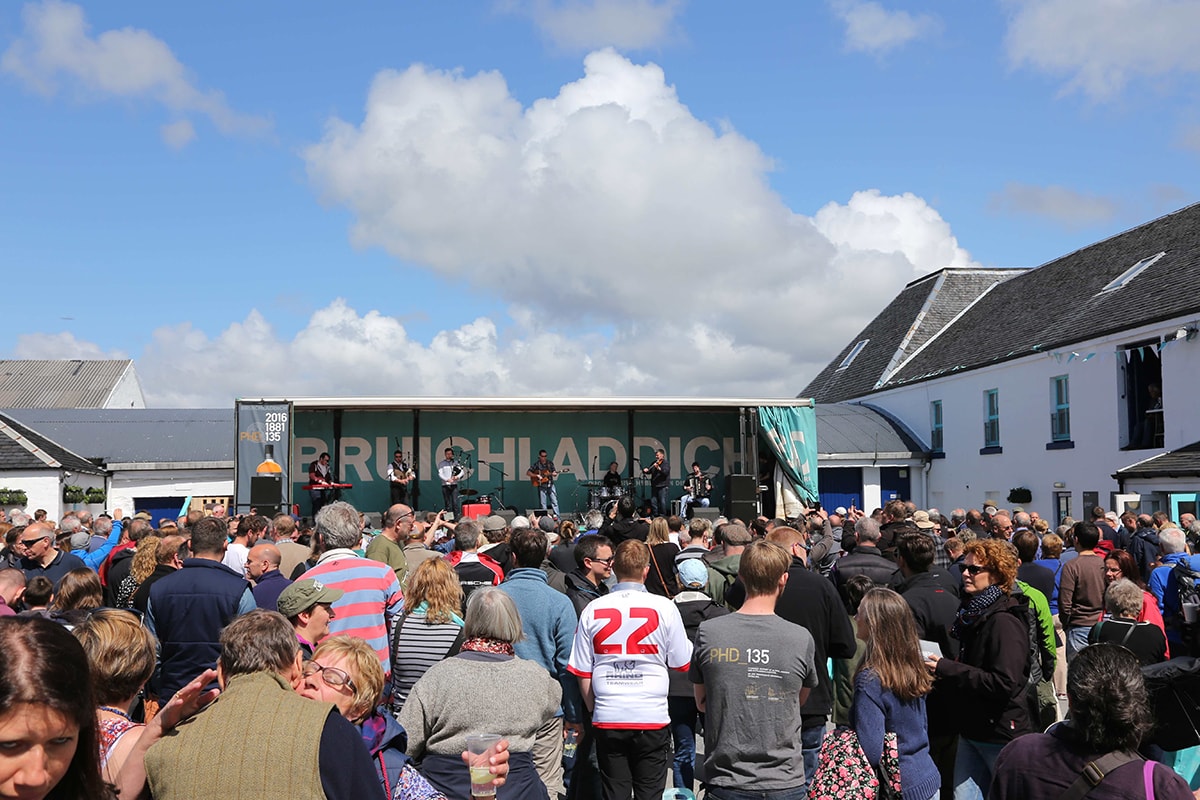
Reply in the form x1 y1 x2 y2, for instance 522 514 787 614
1 496 1199 800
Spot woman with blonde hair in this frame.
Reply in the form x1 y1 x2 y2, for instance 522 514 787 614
389 556 466 714
114 536 160 609
852 588 940 800
302 635 448 799
644 516 680 597
73 609 157 783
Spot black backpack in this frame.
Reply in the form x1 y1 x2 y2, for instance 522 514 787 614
1174 558 1200 608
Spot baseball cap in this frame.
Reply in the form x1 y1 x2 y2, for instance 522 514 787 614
277 579 344 618
678 558 709 588
538 517 557 534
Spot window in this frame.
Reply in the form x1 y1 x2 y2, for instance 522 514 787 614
930 400 943 452
838 339 869 370
983 389 1000 448
1050 375 1070 442
1099 252 1165 293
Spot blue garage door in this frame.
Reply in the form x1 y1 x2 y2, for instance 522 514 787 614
819 467 862 512
134 496 186 527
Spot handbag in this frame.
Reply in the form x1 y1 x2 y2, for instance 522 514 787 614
807 726 901 800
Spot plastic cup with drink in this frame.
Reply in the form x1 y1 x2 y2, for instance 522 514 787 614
466 733 502 798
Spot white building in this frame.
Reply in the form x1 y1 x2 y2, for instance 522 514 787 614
0 359 146 409
803 203 1200 523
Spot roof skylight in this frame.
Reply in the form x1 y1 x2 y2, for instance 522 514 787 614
838 339 869 370
1100 251 1165 293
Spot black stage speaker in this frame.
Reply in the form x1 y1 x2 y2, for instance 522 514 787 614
495 508 517 525
692 507 722 524
726 474 757 505
250 476 282 508
727 500 758 523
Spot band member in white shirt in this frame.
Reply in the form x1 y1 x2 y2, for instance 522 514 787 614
437 448 461 515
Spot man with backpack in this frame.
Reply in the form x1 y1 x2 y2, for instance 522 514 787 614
1128 514 1162 581
1151 528 1200 651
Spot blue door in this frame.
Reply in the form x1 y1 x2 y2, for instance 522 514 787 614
819 467 862 512
880 467 911 503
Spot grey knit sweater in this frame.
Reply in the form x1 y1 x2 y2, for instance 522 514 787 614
398 653 561 758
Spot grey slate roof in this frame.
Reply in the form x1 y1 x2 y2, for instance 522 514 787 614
801 268 1023 403
806 202 1200 398
0 359 134 408
0 412 105 474
1114 441 1200 480
4 409 234 464
815 403 927 457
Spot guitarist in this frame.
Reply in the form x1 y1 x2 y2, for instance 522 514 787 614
386 448 414 506
526 449 560 518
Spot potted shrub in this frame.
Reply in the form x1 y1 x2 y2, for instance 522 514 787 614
63 484 86 504
1007 487 1032 505
84 487 107 505
0 488 28 507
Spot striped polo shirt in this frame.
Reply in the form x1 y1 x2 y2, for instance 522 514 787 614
300 549 403 668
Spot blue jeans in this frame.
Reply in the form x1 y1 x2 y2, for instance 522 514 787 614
652 486 669 516
680 494 709 518
1065 624 1091 663
707 786 808 800
800 724 824 792
537 483 559 516
953 737 1006 800
667 695 697 792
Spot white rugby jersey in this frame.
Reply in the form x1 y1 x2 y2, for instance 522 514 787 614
567 586 693 728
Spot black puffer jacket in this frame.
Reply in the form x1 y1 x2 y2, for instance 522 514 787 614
933 593 1033 743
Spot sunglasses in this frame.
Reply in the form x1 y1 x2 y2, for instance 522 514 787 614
302 661 357 694
587 556 615 566
963 564 989 576
20 536 49 546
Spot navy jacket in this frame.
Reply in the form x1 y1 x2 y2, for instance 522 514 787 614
148 558 253 697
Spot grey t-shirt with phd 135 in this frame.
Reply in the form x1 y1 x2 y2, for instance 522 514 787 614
690 613 818 790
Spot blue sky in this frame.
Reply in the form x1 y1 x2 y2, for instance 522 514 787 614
2 1 1197 406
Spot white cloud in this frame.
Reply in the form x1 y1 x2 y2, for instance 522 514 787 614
830 0 940 55
1 0 269 141
14 331 125 361
988 182 1120 228
502 0 682 51
16 50 976 407
1004 0 1200 99
160 119 195 149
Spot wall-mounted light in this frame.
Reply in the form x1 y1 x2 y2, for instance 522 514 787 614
1053 481 1066 489
1176 326 1198 342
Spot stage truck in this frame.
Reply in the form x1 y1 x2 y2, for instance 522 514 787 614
234 397 818 520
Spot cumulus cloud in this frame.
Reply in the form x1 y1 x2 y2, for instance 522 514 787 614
14 331 125 361
1 0 269 142
502 0 683 51
1004 0 1200 99
160 119 195 149
988 182 1120 228
830 0 941 55
17 49 975 407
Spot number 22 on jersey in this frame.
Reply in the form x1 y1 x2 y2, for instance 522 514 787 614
591 607 660 655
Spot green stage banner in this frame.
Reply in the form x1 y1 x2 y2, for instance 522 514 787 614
757 405 819 505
